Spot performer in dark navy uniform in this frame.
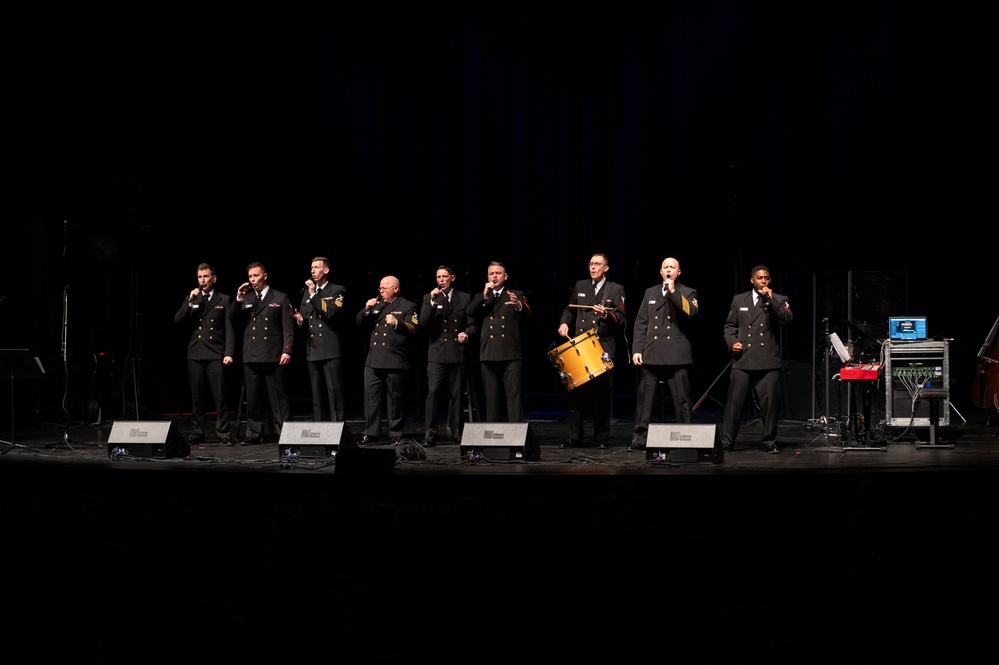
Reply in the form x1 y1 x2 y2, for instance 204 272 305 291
356 275 419 444
469 261 530 422
174 262 235 445
557 253 626 449
720 264 793 453
233 261 295 444
419 265 475 447
292 256 347 422
629 257 700 451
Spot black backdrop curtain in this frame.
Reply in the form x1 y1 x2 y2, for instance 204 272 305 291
4 1 993 419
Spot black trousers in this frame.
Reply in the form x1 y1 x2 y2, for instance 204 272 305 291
187 358 230 438
567 369 613 444
480 359 524 422
721 367 780 446
243 362 290 439
632 364 692 446
307 357 345 421
363 366 407 438
425 360 464 441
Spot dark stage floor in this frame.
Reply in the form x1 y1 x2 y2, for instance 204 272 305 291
3 398 998 664
3 395 998 476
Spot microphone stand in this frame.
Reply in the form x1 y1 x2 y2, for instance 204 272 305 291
52 283 77 451
53 218 80 451
822 318 840 439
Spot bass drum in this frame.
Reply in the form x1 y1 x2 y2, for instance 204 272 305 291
548 329 613 391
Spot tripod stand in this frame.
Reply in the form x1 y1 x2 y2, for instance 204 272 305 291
0 350 45 455
693 359 732 414
817 319 845 438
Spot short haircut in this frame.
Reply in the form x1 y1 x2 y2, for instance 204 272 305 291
197 262 215 274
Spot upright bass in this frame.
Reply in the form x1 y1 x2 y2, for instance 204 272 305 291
971 314 999 411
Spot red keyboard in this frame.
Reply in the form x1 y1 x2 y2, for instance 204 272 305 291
841 363 882 381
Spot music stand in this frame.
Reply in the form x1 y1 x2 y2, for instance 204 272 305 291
0 349 46 454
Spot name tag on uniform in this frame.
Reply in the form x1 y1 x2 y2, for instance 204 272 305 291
578 292 586 297
740 306 749 311
649 300 656 304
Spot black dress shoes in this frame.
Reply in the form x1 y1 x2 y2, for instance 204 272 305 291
721 441 735 452
390 437 402 444
359 435 380 445
187 433 205 444
763 441 781 454
560 439 582 449
596 441 609 450
241 436 261 446
220 437 234 447
626 443 645 452
422 439 436 448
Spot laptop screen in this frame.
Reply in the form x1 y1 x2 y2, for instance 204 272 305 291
888 316 928 341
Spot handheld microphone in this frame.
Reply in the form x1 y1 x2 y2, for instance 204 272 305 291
366 295 384 314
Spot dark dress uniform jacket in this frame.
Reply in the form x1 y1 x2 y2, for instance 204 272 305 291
356 297 420 369
299 282 347 361
469 289 531 361
632 282 699 365
421 290 475 363
559 279 626 360
175 291 235 360
722 290 792 370
236 288 295 362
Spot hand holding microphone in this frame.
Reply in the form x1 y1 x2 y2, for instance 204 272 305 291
189 287 200 303
365 294 383 314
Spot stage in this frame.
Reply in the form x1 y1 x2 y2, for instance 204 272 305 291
3 400 997 663
3 394 997 474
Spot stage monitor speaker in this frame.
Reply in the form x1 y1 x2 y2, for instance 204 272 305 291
107 421 189 459
459 422 540 461
646 423 719 463
277 421 355 459
334 448 397 475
